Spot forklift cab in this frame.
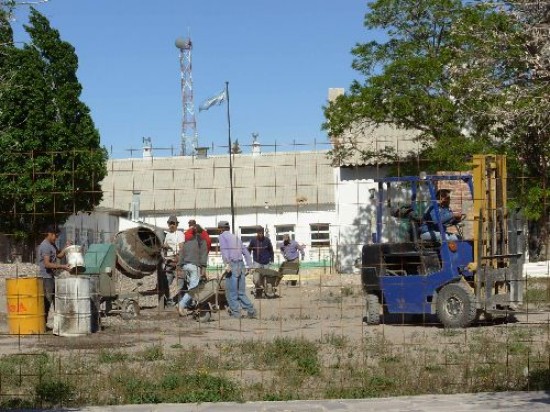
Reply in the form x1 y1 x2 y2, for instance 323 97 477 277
361 174 475 314
361 155 524 328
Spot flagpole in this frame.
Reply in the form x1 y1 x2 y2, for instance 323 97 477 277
226 81 235 230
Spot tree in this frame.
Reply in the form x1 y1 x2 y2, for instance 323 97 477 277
323 0 524 173
323 0 550 257
0 7 107 252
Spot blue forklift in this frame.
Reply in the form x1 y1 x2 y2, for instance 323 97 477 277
361 155 525 327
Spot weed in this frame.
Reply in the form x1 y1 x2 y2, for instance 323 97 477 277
35 380 75 406
98 350 130 363
341 286 355 297
438 328 462 337
121 373 241 404
321 332 349 348
137 345 164 362
526 368 550 390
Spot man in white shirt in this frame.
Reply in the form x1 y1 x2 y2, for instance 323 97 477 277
161 215 184 305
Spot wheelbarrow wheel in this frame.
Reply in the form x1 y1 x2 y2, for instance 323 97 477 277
194 302 212 323
254 288 264 299
264 283 276 299
120 299 140 320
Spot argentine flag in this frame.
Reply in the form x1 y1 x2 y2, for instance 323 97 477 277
199 89 226 112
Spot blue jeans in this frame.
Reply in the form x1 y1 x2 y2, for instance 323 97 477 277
178 263 200 310
225 261 255 318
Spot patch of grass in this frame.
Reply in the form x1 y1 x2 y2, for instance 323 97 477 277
321 332 349 348
98 350 130 364
35 380 75 407
340 286 355 297
526 368 550 390
120 373 241 404
438 328 463 337
0 398 34 410
136 344 164 362
264 337 320 377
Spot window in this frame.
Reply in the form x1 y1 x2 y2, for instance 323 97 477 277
206 227 220 252
240 226 261 246
275 225 295 243
310 223 330 247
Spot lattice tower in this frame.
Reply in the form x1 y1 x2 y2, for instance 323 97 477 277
175 36 197 156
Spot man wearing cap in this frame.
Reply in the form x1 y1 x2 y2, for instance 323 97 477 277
37 224 70 327
177 222 208 315
218 220 257 319
185 220 212 249
161 215 184 305
248 226 274 292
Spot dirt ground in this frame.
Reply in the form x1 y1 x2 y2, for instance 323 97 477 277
1 264 549 357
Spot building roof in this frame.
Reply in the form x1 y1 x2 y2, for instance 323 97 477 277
99 151 335 213
333 123 422 167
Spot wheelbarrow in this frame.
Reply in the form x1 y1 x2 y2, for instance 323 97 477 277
186 273 227 322
251 267 283 298
279 260 300 286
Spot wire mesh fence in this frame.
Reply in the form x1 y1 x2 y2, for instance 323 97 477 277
0 145 549 409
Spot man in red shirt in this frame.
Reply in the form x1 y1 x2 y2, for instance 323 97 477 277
185 219 211 277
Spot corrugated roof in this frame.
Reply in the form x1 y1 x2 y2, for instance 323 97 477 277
99 151 335 213
334 124 422 166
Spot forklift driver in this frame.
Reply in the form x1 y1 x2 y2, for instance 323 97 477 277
419 189 464 242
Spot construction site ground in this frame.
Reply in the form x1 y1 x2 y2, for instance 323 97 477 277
0 263 549 355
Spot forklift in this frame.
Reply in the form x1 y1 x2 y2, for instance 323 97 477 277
361 155 525 327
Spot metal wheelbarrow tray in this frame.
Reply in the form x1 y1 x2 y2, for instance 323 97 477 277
252 268 283 298
279 261 300 286
187 275 227 322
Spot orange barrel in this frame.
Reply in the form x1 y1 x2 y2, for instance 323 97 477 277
6 277 46 335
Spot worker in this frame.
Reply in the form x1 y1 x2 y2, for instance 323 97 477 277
218 220 257 319
177 222 208 316
161 215 184 305
280 234 305 262
419 189 464 241
248 226 274 291
185 219 211 278
37 224 70 328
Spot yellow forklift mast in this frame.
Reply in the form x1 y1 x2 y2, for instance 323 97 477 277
471 154 508 269
470 154 524 312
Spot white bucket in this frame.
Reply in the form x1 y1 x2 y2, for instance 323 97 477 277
53 277 92 337
63 245 86 274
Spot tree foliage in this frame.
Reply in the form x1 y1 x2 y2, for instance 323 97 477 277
0 7 107 239
324 0 550 256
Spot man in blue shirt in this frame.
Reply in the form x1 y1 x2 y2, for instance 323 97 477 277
248 226 274 295
218 221 256 319
280 234 305 262
419 189 463 241
248 227 274 268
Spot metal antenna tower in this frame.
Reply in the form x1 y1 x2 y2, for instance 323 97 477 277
175 36 197 156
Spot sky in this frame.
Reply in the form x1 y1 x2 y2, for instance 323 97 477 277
11 1 370 158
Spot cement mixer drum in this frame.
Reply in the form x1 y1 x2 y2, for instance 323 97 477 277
113 227 162 279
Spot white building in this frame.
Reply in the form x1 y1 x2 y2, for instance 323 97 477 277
97 150 337 269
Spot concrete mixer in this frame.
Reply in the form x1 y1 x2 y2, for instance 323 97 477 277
83 226 163 320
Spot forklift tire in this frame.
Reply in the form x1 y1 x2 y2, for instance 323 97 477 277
364 294 381 325
120 299 140 320
436 283 476 328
